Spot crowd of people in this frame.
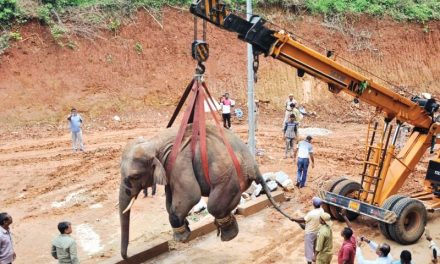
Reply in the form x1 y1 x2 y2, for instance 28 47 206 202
290 197 439 264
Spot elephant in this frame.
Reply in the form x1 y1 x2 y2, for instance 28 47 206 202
119 124 292 259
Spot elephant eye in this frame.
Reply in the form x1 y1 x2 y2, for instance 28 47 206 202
130 173 143 180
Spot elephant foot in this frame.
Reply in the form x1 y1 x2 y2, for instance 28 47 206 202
173 220 191 242
215 214 239 241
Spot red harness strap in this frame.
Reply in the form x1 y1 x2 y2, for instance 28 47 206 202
167 77 245 192
166 81 198 177
202 82 245 192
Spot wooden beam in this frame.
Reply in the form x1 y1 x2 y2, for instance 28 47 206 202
188 217 217 241
237 191 285 216
103 240 169 264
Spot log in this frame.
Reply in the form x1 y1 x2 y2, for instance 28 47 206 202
103 240 169 264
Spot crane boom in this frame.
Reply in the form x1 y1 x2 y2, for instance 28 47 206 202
190 0 437 129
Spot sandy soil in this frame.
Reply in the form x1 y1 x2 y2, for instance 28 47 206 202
1 114 439 264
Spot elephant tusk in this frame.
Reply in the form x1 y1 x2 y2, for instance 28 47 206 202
122 197 136 214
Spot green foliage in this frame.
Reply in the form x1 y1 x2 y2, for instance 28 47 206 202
107 18 120 34
0 0 18 27
42 0 83 7
50 24 68 41
0 32 9 54
299 0 440 22
134 41 143 54
9 31 21 41
37 3 54 25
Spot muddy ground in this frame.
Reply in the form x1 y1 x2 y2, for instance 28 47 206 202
1 113 439 264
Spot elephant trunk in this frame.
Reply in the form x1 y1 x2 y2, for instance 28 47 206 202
119 186 132 259
257 173 296 222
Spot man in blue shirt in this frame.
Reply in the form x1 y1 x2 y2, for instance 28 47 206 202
293 135 315 188
67 108 84 152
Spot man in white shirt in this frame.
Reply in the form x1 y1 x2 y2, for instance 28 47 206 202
293 135 315 188
292 197 324 264
220 93 235 129
356 237 394 264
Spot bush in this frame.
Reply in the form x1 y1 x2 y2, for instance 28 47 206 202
0 0 18 26
37 3 54 25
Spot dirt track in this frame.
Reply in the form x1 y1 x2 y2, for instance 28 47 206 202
1 115 439 263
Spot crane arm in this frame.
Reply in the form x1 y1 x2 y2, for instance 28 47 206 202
190 0 437 129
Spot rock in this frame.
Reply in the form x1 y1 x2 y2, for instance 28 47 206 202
266 180 278 191
113 115 121 122
274 171 290 185
281 179 294 191
246 181 263 197
241 192 250 200
262 172 276 182
191 198 207 213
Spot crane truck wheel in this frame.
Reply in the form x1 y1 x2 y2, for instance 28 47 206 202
329 180 362 221
379 194 407 240
321 177 348 214
388 198 427 245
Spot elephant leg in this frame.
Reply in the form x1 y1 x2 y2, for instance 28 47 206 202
207 183 241 241
168 163 201 242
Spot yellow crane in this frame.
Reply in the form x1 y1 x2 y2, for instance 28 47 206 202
190 0 440 244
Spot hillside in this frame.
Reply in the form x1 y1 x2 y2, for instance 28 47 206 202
0 8 439 131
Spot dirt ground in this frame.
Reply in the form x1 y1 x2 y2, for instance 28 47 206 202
1 114 439 264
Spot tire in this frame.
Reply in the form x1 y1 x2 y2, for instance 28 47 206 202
322 177 348 214
388 198 427 245
379 194 407 240
329 180 362 221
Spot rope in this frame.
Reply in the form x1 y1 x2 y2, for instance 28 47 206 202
173 225 187 234
215 214 232 225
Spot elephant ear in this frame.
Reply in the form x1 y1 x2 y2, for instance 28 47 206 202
152 157 167 185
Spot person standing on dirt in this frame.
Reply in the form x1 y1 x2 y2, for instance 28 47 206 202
293 135 314 188
220 93 235 129
356 237 393 264
338 209 356 264
67 108 84 152
283 94 302 125
291 197 324 264
0 212 16 264
315 212 333 264
51 221 79 264
283 114 298 159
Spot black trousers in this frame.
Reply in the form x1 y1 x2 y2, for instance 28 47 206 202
222 113 231 128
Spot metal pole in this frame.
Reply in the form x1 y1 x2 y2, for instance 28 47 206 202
247 0 255 157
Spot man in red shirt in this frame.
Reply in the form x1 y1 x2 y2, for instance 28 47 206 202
338 210 356 264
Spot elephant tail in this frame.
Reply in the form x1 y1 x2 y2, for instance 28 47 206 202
256 173 296 222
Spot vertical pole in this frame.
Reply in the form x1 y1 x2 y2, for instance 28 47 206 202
247 0 255 157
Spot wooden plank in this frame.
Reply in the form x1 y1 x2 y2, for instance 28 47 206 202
103 240 169 264
236 191 285 217
188 217 217 241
